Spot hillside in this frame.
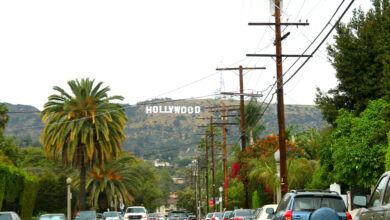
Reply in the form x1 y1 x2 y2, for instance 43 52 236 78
4 99 328 160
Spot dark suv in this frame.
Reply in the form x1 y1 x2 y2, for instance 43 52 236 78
269 189 352 220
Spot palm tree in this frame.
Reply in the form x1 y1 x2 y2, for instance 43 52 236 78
236 97 265 145
40 78 128 210
85 155 142 210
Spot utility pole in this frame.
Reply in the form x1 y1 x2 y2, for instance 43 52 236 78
205 133 210 213
273 0 288 197
197 157 202 220
210 117 216 212
246 0 310 197
217 66 265 208
205 105 239 211
221 104 228 209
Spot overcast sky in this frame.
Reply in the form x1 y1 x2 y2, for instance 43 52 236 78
0 0 372 110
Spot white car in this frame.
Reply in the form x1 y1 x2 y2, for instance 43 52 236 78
254 204 277 220
124 206 148 220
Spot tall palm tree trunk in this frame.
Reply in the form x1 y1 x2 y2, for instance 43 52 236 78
79 163 87 211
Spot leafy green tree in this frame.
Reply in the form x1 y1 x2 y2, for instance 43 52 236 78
318 99 389 187
177 187 196 214
316 0 390 124
158 168 176 201
40 78 128 210
132 161 163 212
0 103 9 132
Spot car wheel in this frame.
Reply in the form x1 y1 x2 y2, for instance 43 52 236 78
310 208 339 220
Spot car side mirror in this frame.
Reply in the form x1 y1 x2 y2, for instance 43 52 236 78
353 195 368 208
265 208 274 214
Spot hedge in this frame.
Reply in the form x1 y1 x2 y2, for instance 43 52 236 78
0 163 38 220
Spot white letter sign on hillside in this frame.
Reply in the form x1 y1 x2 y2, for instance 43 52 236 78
145 106 201 114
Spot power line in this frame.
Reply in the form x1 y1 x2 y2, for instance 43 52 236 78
284 0 355 86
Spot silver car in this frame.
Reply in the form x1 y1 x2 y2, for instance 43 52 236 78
0 212 21 220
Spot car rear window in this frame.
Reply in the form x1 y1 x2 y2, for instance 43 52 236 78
234 210 252 216
292 196 346 212
169 213 187 217
214 213 223 218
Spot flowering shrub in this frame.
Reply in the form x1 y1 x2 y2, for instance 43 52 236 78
236 134 305 182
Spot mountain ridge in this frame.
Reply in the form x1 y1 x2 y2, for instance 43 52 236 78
3 98 328 160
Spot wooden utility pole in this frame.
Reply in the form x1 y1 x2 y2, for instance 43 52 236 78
210 117 216 212
205 133 209 213
217 66 265 208
221 105 228 209
274 0 288 196
246 1 310 197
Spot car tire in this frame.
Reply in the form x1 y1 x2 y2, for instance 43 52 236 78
310 207 339 220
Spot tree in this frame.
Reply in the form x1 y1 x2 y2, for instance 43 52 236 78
237 98 265 145
177 187 196 214
85 156 142 211
316 0 390 124
317 99 389 187
0 103 9 132
40 78 128 210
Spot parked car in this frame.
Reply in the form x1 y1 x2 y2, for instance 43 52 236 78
168 211 187 220
158 215 165 220
353 171 390 220
103 211 123 220
75 211 99 220
124 206 148 220
0 212 21 220
222 211 232 220
186 215 196 220
211 212 223 220
229 209 253 220
269 189 352 220
205 213 213 220
39 213 66 220
148 213 158 220
253 204 277 220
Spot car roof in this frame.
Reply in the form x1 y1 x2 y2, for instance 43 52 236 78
41 214 65 216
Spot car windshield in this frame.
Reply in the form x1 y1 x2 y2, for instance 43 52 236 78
0 214 12 220
126 208 146 213
104 212 119 217
234 210 252 216
39 215 65 220
293 196 346 212
149 214 158 217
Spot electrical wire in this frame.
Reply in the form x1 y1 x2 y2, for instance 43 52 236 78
284 0 355 86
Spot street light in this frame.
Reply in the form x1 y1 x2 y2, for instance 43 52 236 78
219 186 223 212
274 150 281 203
66 177 72 220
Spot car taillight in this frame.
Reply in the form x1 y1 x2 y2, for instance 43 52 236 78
284 210 292 220
233 218 243 220
345 212 352 220
212 218 215 220
224 218 228 220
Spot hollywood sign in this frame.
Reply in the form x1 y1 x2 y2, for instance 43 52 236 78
145 106 202 114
